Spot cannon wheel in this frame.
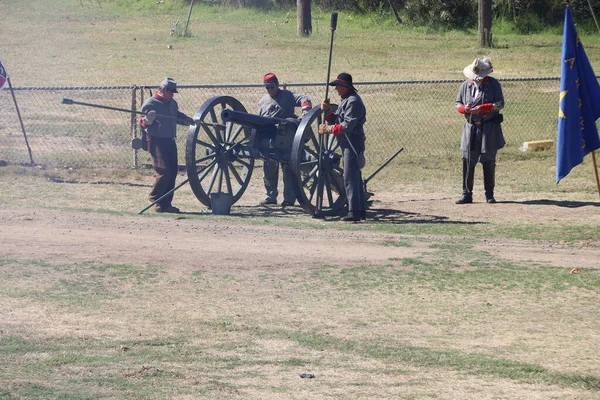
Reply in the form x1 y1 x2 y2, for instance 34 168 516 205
185 96 254 207
290 106 346 216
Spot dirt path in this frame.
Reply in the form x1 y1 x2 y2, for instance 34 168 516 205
1 203 599 272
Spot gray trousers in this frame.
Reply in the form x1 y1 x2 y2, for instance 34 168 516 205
462 126 497 198
343 147 365 213
263 160 296 203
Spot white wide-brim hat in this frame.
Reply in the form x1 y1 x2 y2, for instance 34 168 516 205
463 57 493 80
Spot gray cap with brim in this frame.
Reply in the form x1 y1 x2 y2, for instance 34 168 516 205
160 77 178 93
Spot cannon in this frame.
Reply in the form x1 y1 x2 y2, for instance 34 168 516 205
185 95 350 216
61 95 402 217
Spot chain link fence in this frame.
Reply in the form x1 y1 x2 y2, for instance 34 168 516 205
0 78 579 191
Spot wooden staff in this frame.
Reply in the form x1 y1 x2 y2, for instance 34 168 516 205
316 12 338 217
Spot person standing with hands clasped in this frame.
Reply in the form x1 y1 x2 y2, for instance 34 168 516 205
258 72 312 207
139 77 194 213
319 72 366 222
455 57 505 204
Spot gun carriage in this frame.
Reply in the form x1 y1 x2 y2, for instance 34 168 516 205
186 95 347 216
61 94 402 216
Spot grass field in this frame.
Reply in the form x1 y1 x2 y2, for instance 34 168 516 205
1 1 600 399
4 0 600 87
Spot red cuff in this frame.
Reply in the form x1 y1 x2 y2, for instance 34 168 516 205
301 101 311 108
138 116 147 128
457 105 466 114
332 124 342 136
325 112 335 122
478 103 494 114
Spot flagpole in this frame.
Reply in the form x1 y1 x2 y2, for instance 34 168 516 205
592 151 600 198
6 77 34 165
586 0 600 34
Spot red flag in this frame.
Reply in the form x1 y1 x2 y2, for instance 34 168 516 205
0 54 8 90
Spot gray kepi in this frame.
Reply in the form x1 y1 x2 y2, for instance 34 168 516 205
160 77 178 93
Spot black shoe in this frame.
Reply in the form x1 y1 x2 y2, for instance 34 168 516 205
281 200 295 207
342 212 361 222
154 205 180 213
359 210 366 220
260 198 277 205
486 197 496 204
455 194 473 204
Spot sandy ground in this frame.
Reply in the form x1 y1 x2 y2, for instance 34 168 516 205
1 188 599 272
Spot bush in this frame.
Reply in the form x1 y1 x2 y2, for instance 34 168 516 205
405 0 477 30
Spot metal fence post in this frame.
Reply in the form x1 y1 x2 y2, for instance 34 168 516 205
131 86 138 168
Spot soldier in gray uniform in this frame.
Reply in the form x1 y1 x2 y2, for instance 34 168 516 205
140 77 194 213
455 57 505 204
319 72 366 222
259 72 312 206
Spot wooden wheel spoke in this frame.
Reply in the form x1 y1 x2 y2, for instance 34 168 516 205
206 165 219 194
300 159 318 168
228 163 245 186
309 133 319 149
229 125 245 143
224 121 233 142
307 177 317 202
197 159 217 181
235 158 252 169
196 139 216 150
303 146 319 159
217 167 224 193
195 153 214 165
324 172 335 206
201 124 221 146
301 165 318 187
329 137 340 152
223 165 233 194
209 108 218 124
209 108 222 141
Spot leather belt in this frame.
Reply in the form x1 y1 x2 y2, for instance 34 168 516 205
472 120 483 125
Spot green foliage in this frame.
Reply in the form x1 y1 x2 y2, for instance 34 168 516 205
404 0 477 30
104 0 600 32
494 0 600 33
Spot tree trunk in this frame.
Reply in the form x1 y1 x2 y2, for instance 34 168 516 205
478 0 493 47
386 0 403 24
297 0 312 37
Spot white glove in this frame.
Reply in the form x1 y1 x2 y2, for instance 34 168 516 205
142 110 156 126
301 105 311 117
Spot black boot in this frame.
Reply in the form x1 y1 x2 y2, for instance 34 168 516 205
483 161 496 203
456 158 475 204
342 211 361 222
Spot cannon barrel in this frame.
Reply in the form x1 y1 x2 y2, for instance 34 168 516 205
221 109 283 128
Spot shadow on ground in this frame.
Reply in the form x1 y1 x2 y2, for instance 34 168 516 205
501 199 600 208
179 204 485 225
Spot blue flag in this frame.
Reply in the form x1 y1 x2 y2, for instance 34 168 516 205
556 4 600 183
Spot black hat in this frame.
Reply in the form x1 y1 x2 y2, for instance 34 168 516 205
328 72 357 92
160 77 178 93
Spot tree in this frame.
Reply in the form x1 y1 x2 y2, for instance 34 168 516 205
297 0 312 36
479 0 493 47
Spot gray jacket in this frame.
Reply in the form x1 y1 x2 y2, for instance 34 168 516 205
258 89 311 118
456 77 505 155
327 92 366 153
141 95 188 139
